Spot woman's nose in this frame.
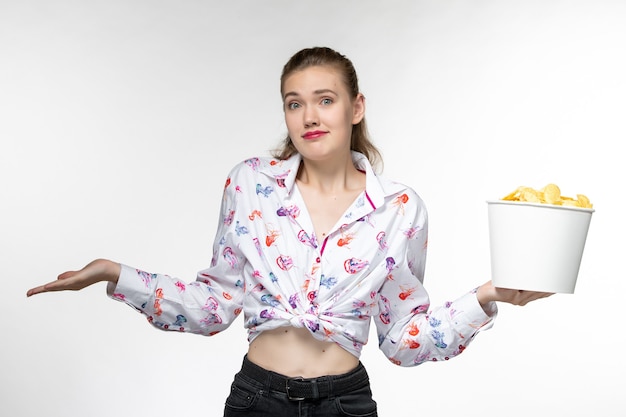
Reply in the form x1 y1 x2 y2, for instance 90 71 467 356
304 108 319 127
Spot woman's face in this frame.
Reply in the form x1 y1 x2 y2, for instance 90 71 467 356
282 65 364 162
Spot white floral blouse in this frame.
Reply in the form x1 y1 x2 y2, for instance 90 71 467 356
108 151 496 366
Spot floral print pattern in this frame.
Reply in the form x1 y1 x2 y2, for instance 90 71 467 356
108 152 495 366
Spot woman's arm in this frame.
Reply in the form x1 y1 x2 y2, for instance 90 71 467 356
26 258 120 297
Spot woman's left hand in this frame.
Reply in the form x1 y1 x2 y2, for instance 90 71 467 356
476 280 553 308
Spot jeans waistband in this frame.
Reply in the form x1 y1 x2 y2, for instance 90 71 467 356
239 355 369 401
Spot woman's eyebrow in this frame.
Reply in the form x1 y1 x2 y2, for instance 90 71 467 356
283 88 338 100
283 91 299 100
312 88 337 96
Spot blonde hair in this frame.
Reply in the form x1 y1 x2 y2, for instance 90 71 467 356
272 47 382 172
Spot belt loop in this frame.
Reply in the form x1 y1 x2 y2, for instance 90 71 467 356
310 379 319 399
327 376 335 400
262 364 273 397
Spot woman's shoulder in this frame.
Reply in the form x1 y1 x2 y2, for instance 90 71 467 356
224 155 298 192
227 155 284 177
378 175 426 205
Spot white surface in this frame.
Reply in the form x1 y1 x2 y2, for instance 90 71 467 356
2 1 625 416
487 201 593 293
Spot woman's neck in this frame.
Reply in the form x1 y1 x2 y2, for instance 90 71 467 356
296 154 362 195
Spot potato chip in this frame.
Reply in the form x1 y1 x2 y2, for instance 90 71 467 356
576 194 592 208
541 183 561 204
501 187 522 201
501 183 593 208
521 188 542 203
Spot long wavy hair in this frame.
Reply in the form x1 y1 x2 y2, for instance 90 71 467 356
271 47 383 172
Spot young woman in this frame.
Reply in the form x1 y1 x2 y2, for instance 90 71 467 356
27 46 551 416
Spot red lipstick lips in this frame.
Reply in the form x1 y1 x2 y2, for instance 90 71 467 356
302 130 327 139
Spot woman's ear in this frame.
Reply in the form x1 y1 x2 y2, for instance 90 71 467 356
352 93 366 125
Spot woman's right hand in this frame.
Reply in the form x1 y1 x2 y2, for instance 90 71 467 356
26 259 121 297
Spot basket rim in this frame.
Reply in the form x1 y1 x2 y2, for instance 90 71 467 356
486 200 595 213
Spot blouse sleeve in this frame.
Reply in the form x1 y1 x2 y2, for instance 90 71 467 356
373 190 497 366
106 168 247 336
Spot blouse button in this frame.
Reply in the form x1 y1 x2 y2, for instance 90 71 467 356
316 257 321 263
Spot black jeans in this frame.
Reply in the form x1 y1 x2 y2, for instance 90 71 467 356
223 355 378 417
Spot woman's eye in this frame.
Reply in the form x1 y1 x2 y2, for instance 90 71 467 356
287 102 300 110
321 98 333 105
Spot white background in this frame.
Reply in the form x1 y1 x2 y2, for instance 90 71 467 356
2 1 625 416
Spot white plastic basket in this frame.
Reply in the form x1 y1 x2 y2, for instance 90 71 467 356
487 200 594 293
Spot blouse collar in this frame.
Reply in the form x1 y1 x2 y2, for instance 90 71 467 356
258 151 404 209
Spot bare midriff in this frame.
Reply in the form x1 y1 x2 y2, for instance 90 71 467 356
246 326 359 378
